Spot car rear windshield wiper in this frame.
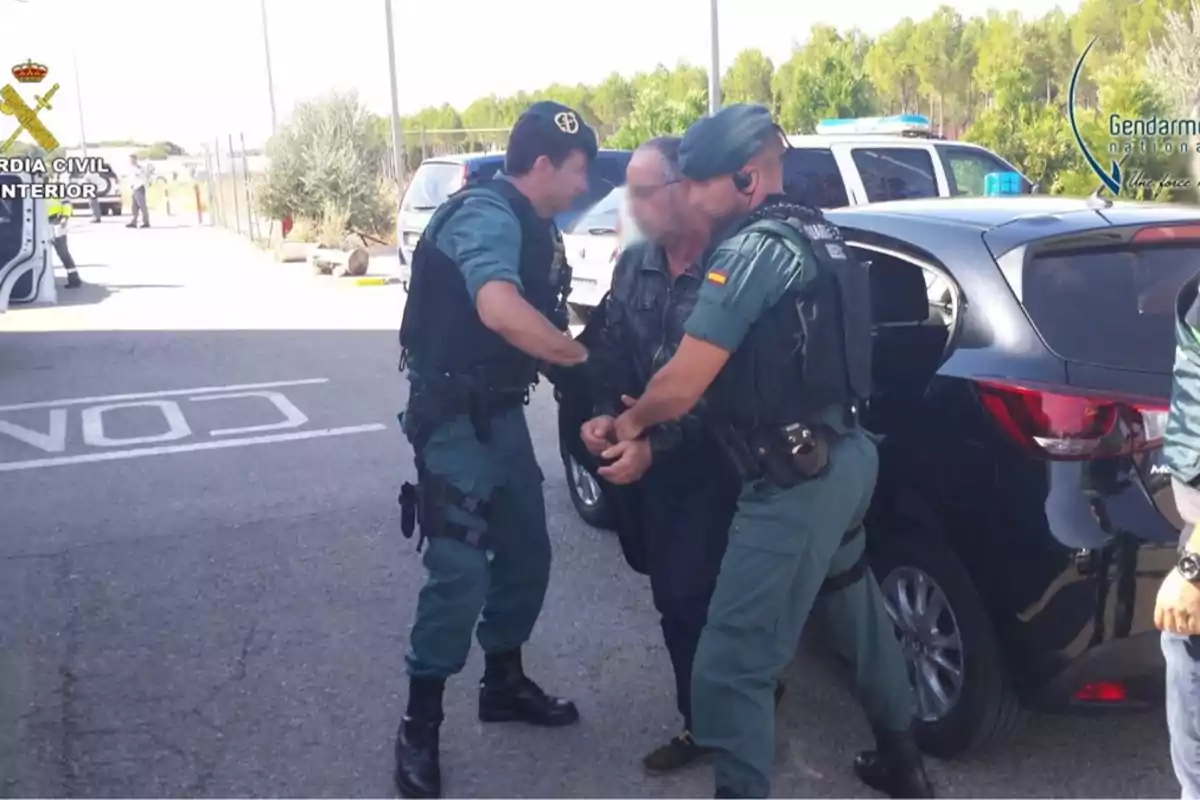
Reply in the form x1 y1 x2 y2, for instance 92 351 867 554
409 205 437 211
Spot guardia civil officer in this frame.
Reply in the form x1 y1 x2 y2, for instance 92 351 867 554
608 104 934 798
394 101 595 799
1156 269 1200 798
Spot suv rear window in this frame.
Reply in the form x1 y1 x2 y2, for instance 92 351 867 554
1023 244 1200 372
783 148 849 208
851 147 938 202
401 162 465 211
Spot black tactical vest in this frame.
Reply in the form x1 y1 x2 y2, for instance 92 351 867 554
398 179 570 389
706 200 872 435
1165 275 1200 485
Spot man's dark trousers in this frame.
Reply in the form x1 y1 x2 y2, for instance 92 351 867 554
639 436 739 728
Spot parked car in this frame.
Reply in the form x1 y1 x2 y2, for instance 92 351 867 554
563 115 1031 314
561 186 624 311
558 194 1198 758
67 160 120 217
394 149 632 285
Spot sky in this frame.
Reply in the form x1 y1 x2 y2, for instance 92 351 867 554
1 0 1082 152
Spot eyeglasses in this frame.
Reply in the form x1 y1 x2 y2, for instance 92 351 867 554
627 179 682 201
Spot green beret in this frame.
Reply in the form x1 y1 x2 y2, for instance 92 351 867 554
679 104 778 181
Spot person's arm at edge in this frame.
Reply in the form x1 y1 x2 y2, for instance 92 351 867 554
441 195 586 366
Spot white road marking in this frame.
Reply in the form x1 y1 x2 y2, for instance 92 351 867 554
80 399 193 447
188 390 309 436
0 378 330 413
0 423 388 472
0 409 67 452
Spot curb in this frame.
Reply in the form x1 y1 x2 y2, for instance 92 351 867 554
352 276 400 286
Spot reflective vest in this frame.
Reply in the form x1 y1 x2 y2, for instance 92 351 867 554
399 178 570 389
46 198 72 218
706 200 872 435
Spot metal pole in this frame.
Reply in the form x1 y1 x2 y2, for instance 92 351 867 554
212 139 225 227
708 0 720 114
228 134 242 235
239 132 255 240
383 0 406 181
71 51 87 157
260 0 278 134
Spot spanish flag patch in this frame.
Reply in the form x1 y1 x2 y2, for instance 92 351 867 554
707 270 727 285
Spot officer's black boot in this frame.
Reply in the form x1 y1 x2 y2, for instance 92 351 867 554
394 677 444 799
478 647 579 726
65 271 81 288
853 725 934 798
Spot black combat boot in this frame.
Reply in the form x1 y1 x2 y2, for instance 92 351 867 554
478 648 579 726
853 725 935 798
394 677 444 798
65 271 81 288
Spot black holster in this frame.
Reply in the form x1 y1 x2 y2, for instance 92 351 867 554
714 421 833 488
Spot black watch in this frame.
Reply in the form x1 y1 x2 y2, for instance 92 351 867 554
1179 551 1200 582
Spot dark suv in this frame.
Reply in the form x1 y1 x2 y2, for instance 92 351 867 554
559 195 1198 758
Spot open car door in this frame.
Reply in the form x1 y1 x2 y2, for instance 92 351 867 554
0 172 51 312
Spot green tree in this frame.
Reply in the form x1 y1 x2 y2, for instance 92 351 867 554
257 90 392 235
722 48 774 106
605 82 706 149
774 25 877 133
864 19 920 114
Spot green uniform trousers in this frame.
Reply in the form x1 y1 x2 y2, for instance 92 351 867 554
691 427 915 797
401 400 551 680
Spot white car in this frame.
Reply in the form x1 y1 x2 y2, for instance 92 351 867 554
564 115 1032 311
562 186 625 312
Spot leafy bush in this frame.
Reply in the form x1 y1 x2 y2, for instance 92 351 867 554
257 90 393 242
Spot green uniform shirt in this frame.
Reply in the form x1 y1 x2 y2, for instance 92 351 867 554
429 183 523 301
683 223 852 434
684 228 813 352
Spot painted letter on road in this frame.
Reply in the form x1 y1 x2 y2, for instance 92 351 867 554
0 409 67 452
80 400 192 447
188 390 309 436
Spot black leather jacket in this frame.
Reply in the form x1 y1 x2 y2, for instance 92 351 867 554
587 241 711 458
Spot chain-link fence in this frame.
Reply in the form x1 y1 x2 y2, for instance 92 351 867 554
200 133 270 243
184 125 514 249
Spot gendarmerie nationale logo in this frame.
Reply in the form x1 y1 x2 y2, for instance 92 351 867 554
1069 36 1198 195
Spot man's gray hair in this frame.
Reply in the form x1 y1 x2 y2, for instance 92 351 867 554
638 136 682 181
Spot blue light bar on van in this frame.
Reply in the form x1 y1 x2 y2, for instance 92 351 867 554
815 114 932 136
984 171 1023 196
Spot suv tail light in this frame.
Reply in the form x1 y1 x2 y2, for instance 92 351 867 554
1132 224 1200 244
975 379 1168 460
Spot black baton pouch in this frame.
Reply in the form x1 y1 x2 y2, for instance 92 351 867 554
399 482 419 539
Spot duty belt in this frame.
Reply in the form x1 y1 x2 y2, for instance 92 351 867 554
713 419 842 488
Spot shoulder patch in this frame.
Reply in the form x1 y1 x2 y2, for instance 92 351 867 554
707 269 728 286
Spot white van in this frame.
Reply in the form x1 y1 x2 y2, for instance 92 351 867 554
0 172 52 313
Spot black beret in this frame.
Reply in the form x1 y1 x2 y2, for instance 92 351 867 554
679 103 779 181
509 101 598 161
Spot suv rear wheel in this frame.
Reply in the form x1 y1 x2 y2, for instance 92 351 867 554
562 450 613 529
870 525 1023 759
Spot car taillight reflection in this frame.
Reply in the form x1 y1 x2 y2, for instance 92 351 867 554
975 378 1168 460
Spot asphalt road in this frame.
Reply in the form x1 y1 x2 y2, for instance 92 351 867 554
0 217 1181 798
